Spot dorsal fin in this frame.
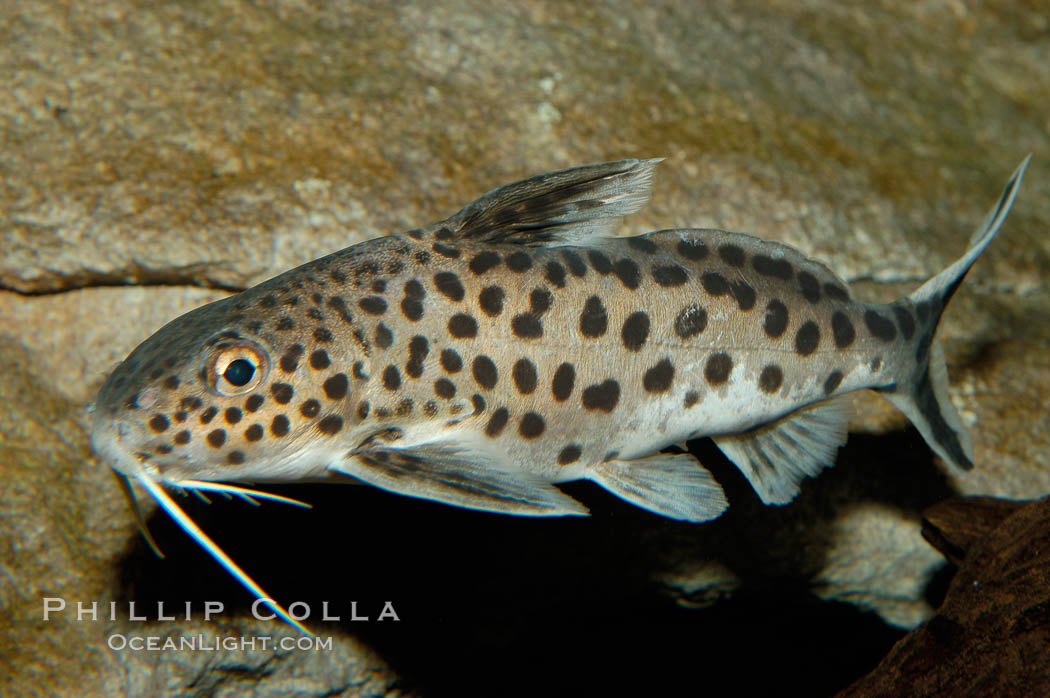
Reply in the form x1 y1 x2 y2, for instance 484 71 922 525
440 158 661 246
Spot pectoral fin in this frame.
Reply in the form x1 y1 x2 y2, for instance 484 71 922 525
712 397 850 505
587 452 728 522
328 442 588 516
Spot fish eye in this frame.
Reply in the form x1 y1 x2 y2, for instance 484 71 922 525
206 341 269 396
224 359 255 386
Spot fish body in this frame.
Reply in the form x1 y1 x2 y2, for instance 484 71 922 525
90 156 1030 630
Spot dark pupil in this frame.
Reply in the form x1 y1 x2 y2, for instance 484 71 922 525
224 359 255 387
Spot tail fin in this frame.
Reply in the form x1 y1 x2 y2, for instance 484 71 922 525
882 155 1031 471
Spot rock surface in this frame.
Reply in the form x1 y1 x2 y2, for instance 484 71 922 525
1 0 1048 695
838 496 1050 697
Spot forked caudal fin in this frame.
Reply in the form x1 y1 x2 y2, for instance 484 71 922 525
881 155 1031 472
121 472 315 636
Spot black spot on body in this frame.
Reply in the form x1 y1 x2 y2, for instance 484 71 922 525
271 383 294 404
318 415 344 435
652 264 688 287
245 424 264 442
752 255 793 280
382 366 402 391
825 283 849 301
415 250 431 265
357 401 371 419
406 335 429 378
174 430 191 445
323 373 349 400
471 394 486 413
628 236 658 254
434 378 456 399
149 414 169 433
469 251 502 275
674 305 707 339
181 396 203 412
276 348 299 375
758 365 783 393
643 359 675 393
375 323 394 349
505 251 533 273
306 308 324 321
206 429 226 448
309 349 331 370
731 281 756 311
485 408 509 437
276 317 296 331
795 321 820 356
511 314 543 339
552 363 575 402
163 375 179 390
519 412 546 439
893 306 916 340
300 399 321 418
440 348 463 373
529 288 552 315
824 371 844 394
582 380 620 412
545 261 566 288
702 272 730 296
797 271 821 303
579 296 607 338
864 310 898 341
763 300 789 338
227 451 246 465
259 294 277 308
558 444 582 465
434 272 465 301
718 244 746 267
472 356 498 390
621 311 650 351
677 239 708 261
512 359 537 394
173 411 187 423
353 361 368 380
224 407 242 424
704 353 733 384
433 242 461 259
200 406 218 424
613 259 641 289
562 250 587 277
244 395 263 412
448 314 478 338
479 286 505 317
359 296 387 315
587 250 612 274
684 391 700 408
832 312 856 348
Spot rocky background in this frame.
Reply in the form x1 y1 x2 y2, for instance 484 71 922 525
1 1 1047 696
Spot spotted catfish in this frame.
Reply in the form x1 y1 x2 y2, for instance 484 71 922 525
91 155 1029 632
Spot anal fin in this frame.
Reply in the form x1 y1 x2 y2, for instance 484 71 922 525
712 397 850 505
588 453 728 522
328 442 588 517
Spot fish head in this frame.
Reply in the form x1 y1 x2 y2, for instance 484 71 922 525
91 291 348 485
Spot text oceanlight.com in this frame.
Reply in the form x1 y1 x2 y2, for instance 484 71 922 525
107 634 334 652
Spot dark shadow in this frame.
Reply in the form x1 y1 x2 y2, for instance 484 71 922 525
117 425 960 696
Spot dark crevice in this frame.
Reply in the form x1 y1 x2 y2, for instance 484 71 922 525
0 265 248 296
116 427 956 696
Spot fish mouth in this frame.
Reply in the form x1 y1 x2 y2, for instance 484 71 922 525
93 412 315 636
